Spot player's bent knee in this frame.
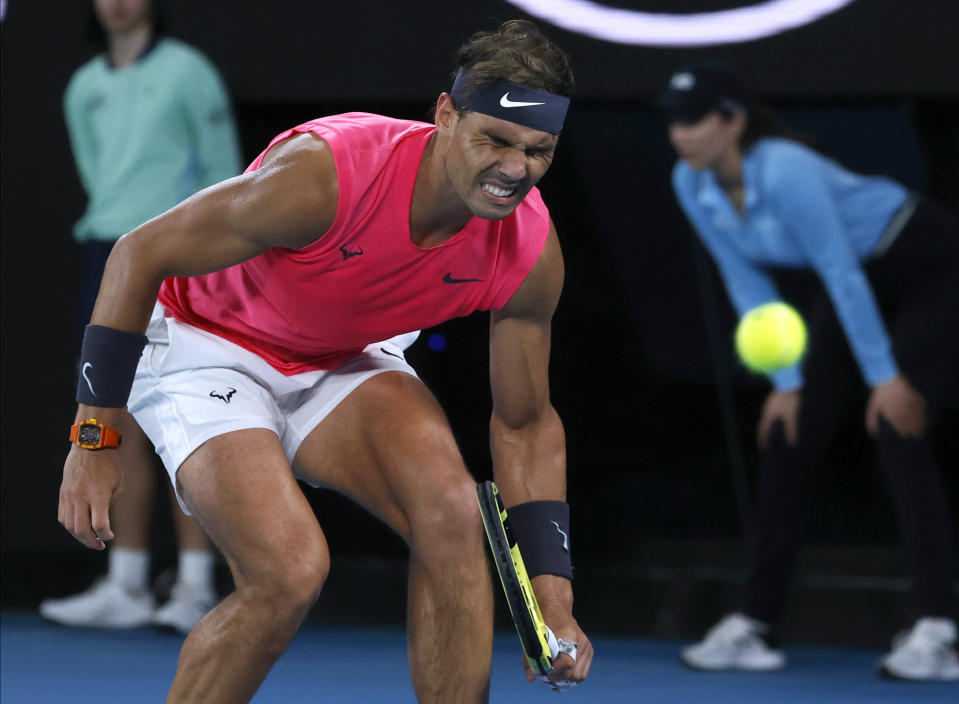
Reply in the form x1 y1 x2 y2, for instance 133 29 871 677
409 478 483 561
240 545 330 616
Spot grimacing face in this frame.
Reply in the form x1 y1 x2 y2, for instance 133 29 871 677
94 0 152 35
668 110 743 171
443 108 558 221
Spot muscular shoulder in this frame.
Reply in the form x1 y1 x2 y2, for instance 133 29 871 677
314 113 429 146
260 131 334 169
302 114 433 185
251 132 339 242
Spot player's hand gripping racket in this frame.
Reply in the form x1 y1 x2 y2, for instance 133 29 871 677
477 480 554 676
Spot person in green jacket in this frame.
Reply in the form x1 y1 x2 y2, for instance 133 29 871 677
41 0 241 634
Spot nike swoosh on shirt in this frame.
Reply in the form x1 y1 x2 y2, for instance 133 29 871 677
500 92 545 108
443 273 483 284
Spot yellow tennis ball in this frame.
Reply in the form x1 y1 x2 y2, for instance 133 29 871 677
735 302 807 373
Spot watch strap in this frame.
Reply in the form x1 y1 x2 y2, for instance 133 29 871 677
98 425 122 448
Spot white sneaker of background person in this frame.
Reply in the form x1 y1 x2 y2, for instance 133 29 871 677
880 617 959 681
681 612 786 671
39 577 155 629
39 547 154 628
151 580 217 635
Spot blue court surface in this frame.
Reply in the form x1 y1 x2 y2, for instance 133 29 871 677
2 611 956 702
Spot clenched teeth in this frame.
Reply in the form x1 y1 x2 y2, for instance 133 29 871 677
482 183 516 197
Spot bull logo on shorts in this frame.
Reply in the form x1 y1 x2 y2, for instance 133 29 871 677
210 387 237 404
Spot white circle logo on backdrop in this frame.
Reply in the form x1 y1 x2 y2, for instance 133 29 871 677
504 0 858 47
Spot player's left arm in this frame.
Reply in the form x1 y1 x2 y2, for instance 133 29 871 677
490 218 593 685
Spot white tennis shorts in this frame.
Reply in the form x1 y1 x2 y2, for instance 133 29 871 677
127 304 419 513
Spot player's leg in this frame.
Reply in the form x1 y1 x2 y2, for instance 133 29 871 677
166 429 330 703
123 304 332 699
158 387 218 634
292 371 493 704
152 480 218 634
170 483 213 552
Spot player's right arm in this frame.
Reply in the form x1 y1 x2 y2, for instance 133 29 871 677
59 132 338 550
93 132 337 333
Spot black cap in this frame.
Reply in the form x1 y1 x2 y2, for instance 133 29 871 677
659 62 750 124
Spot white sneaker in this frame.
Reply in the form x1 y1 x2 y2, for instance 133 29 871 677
880 617 959 681
681 613 786 671
39 578 155 629
151 581 216 635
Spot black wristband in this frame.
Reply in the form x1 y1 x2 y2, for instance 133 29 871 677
76 325 148 407
507 500 573 581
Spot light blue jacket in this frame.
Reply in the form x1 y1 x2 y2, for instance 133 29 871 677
672 137 908 390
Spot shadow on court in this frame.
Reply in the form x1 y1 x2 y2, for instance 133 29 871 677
3 611 956 703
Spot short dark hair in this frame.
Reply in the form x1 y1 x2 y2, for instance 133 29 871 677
86 0 167 50
452 20 574 100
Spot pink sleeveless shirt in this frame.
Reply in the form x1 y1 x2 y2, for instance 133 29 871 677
157 113 551 374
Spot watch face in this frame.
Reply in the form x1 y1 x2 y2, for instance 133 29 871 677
78 424 102 445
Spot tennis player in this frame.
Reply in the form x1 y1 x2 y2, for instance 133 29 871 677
58 19 593 702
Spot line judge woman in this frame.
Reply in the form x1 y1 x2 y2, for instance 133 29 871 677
662 62 959 682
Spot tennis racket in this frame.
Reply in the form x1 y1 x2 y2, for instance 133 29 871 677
477 480 553 676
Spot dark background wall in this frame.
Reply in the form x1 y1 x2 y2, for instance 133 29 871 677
2 1 957 634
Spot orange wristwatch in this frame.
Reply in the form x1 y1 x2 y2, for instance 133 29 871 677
69 418 122 450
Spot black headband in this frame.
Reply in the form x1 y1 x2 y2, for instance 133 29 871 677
450 69 569 135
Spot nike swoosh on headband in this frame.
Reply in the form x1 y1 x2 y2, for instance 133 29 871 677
500 92 545 108
450 70 568 134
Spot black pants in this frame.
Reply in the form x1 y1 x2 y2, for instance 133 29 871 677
744 199 959 625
